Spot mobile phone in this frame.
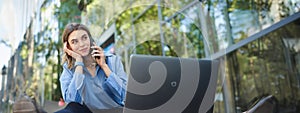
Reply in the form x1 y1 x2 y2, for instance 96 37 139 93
90 38 100 59
94 51 100 59
93 44 100 59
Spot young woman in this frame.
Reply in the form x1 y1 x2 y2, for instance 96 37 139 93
55 23 127 113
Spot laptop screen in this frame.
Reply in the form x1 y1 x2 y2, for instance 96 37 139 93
123 55 219 113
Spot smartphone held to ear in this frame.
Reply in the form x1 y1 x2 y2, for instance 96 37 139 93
92 43 100 59
93 47 100 59
91 40 100 59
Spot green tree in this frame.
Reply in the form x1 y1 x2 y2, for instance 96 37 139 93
51 0 83 101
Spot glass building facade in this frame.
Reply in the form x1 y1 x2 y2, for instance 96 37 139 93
95 0 300 112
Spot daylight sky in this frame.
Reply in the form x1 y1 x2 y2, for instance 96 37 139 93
0 0 15 68
0 0 39 67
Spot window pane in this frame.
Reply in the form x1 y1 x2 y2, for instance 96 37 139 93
227 18 300 112
203 0 300 49
131 0 157 18
162 4 205 58
161 0 196 20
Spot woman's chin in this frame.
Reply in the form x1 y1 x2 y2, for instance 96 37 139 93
81 53 90 57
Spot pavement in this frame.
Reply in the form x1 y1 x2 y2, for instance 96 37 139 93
43 100 65 113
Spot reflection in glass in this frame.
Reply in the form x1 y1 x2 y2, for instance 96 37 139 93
162 6 205 58
130 0 157 18
161 0 195 19
227 18 300 112
203 0 300 51
115 4 160 72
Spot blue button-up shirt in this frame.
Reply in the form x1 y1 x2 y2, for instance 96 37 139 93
59 54 127 111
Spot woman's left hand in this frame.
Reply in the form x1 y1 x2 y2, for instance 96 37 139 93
91 42 106 67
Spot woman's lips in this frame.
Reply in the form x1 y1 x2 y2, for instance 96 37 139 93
80 48 88 53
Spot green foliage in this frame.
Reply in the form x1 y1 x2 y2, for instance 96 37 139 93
56 0 82 37
204 0 300 112
49 0 83 101
84 0 132 40
31 0 85 101
114 0 207 63
136 40 163 56
21 44 29 59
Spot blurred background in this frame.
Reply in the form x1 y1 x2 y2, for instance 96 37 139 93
0 0 300 113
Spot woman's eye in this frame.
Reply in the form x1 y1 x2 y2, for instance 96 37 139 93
83 36 87 40
71 40 77 44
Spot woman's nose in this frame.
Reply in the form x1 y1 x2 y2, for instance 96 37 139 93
79 41 85 47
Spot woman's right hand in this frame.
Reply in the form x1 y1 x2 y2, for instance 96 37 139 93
63 42 83 62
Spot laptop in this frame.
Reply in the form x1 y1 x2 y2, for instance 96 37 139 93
123 55 219 113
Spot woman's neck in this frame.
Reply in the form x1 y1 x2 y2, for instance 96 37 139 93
82 54 95 66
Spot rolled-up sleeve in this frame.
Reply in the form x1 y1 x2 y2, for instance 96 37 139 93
60 64 85 103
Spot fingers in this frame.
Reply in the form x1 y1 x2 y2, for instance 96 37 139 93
91 44 105 57
92 42 102 51
90 43 106 66
63 42 71 55
63 42 81 59
63 42 68 51
90 47 102 52
91 45 105 62
91 49 103 54
64 42 73 56
91 50 104 57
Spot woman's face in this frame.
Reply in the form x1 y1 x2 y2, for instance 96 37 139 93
67 30 91 57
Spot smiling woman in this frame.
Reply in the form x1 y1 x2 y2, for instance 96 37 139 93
55 23 127 113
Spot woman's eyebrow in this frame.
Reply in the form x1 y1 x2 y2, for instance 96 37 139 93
81 34 87 38
70 38 78 42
